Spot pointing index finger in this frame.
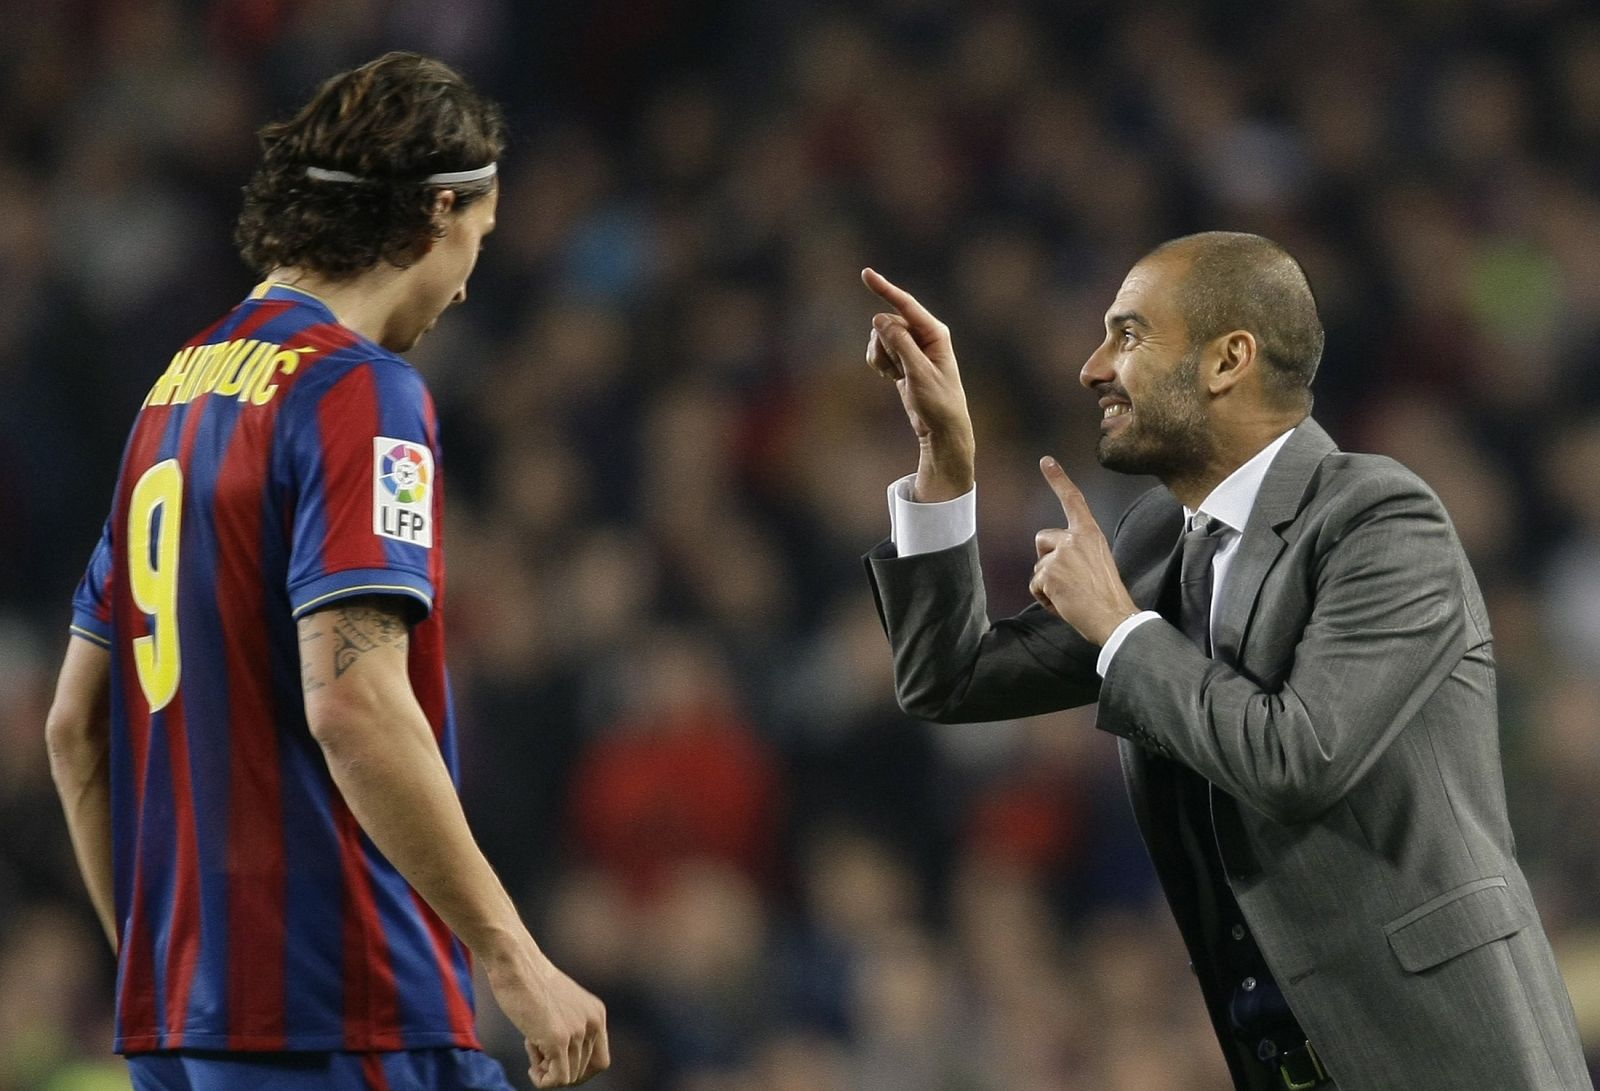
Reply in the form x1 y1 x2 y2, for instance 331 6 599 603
862 267 941 334
1040 456 1092 525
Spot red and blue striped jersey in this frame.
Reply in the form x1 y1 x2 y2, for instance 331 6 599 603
71 283 479 1054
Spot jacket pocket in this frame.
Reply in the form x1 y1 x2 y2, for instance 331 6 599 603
1384 876 1533 973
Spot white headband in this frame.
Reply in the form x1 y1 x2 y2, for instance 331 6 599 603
304 163 498 185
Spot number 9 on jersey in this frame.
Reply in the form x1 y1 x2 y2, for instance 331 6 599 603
129 459 184 711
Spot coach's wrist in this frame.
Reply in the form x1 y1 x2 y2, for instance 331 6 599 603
1085 598 1142 646
914 438 975 503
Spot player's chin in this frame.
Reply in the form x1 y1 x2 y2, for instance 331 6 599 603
412 313 447 347
394 326 430 353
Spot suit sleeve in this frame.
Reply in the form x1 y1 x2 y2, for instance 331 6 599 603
69 519 115 648
282 360 441 621
1097 469 1468 824
864 536 1102 722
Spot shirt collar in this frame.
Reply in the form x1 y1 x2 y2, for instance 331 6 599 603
1184 427 1297 534
251 280 338 320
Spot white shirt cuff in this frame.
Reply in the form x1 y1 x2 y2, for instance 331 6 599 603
1096 611 1162 677
887 474 977 556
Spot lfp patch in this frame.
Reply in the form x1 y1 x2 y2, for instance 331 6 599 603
373 437 434 547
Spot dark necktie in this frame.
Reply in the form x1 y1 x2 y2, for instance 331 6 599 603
1174 513 1302 1068
1180 513 1262 878
1180 513 1227 654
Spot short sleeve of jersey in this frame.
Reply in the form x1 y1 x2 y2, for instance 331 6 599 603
70 519 115 648
282 359 439 621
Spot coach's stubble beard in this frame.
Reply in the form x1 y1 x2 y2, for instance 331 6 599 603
1096 346 1215 486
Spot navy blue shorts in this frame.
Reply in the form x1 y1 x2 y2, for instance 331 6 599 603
127 1048 516 1091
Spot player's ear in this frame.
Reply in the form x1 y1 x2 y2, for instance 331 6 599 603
411 189 458 258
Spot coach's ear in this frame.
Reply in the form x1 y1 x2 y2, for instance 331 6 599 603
1204 329 1259 397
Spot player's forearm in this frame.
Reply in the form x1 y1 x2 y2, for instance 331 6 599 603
46 639 117 951
300 599 550 976
52 750 117 951
313 700 539 967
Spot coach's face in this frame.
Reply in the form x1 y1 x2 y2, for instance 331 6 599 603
1080 253 1212 479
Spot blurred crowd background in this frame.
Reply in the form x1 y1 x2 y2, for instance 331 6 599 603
4 0 1600 1088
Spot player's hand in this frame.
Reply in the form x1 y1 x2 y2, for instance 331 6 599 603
486 952 610 1087
1029 457 1140 645
861 267 976 503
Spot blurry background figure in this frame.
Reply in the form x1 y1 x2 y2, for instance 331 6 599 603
4 1 1600 1087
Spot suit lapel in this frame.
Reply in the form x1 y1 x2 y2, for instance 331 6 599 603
1134 528 1184 614
1213 419 1337 662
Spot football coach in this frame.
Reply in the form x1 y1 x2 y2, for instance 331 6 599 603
858 232 1590 1090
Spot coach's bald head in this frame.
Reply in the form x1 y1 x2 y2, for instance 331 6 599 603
1146 231 1325 411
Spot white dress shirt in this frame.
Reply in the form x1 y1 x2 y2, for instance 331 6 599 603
887 427 1297 677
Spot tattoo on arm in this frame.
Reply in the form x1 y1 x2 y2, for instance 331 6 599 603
298 598 411 695
330 602 410 678
299 629 326 693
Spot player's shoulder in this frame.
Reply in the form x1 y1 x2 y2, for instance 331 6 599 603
283 331 429 410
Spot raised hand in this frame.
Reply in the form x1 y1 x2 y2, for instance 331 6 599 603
862 267 975 502
1029 457 1140 645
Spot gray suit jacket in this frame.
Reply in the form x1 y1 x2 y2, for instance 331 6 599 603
865 421 1590 1091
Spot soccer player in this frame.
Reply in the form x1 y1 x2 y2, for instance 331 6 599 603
44 52 609 1090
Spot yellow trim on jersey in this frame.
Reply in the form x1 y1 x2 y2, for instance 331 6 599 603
292 583 433 619
70 624 112 649
251 280 336 309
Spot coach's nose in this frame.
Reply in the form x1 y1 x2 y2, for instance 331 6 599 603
1080 340 1113 390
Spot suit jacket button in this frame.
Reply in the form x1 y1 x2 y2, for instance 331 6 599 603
1242 976 1257 991
1232 924 1246 941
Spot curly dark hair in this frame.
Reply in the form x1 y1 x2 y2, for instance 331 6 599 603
235 52 506 278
